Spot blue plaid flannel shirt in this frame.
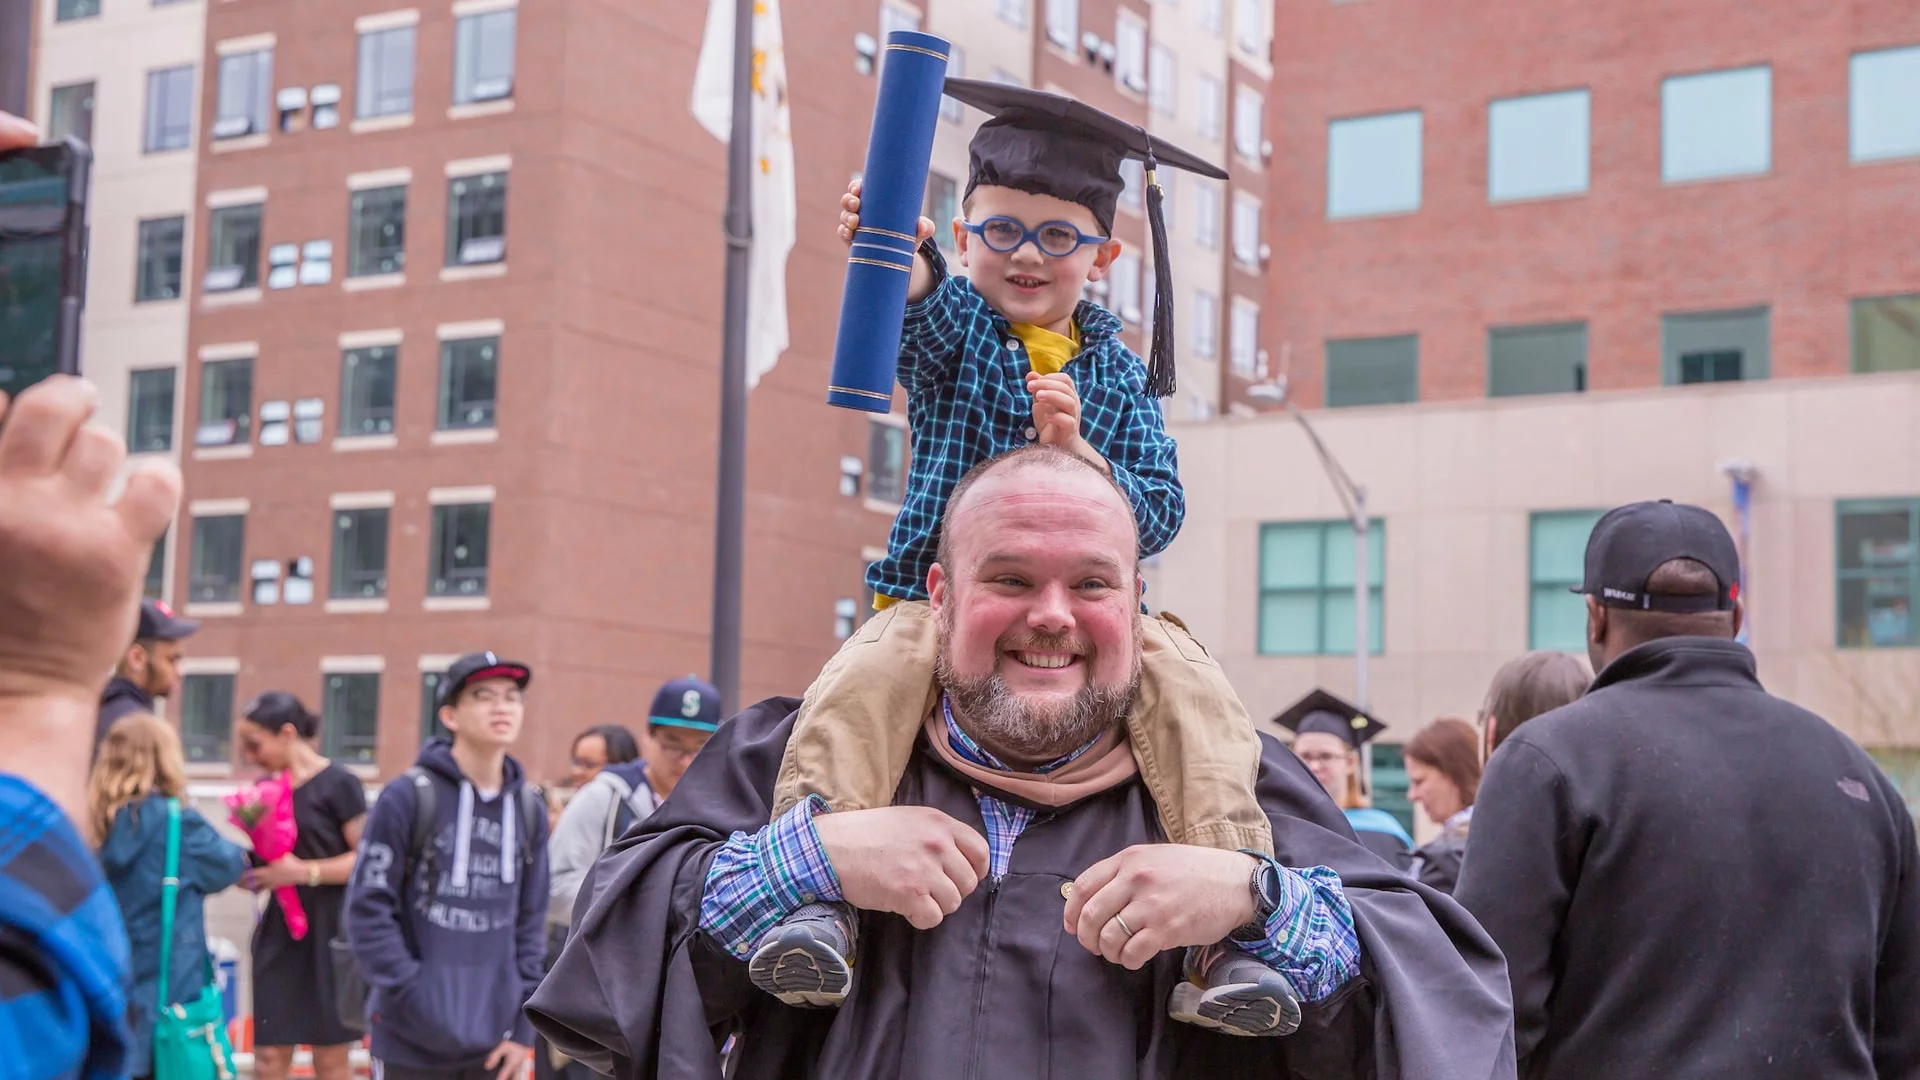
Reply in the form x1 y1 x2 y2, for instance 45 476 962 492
0 776 132 1080
866 248 1185 602
699 701 1361 1003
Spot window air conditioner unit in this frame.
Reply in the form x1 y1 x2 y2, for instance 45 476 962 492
203 266 243 292
470 77 512 102
458 237 506 265
211 115 254 139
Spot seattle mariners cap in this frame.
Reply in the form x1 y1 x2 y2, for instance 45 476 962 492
649 676 721 733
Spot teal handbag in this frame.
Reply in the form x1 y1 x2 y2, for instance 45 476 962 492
153 798 237 1080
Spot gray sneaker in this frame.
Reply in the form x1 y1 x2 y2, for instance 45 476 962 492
1167 944 1304 1037
747 901 858 1008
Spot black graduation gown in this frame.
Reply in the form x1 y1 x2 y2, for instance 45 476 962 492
528 698 1515 1079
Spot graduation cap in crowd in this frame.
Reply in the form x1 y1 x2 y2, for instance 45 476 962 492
1272 688 1389 751
942 77 1231 399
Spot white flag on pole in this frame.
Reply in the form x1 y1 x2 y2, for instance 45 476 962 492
690 0 795 391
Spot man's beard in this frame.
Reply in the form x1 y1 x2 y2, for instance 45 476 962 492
934 612 1142 767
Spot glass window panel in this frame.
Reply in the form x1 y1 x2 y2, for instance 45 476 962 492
1851 295 1920 374
331 508 390 599
197 358 253 447
1258 593 1320 655
867 421 907 504
1836 501 1918 650
1850 45 1920 163
349 186 407 277
420 672 449 741
430 504 492 596
357 26 416 118
55 0 100 21
1530 586 1590 651
127 367 176 453
1488 322 1588 397
1325 335 1418 407
1321 520 1384 587
144 531 169 600
438 337 499 430
1260 524 1321 589
189 515 245 603
1489 89 1590 202
215 50 272 136
178 674 233 764
145 66 195 152
453 10 517 104
1327 111 1422 219
1837 505 1916 572
47 82 93 143
206 204 263 290
1662 307 1770 384
323 673 380 765
1662 66 1771 182
1321 590 1385 655
339 345 398 435
136 216 186 302
446 171 508 265
1046 0 1077 49
1530 511 1601 582
924 172 958 254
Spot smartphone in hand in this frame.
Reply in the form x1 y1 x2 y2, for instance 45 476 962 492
0 136 90 401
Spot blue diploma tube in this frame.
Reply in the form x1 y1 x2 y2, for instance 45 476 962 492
826 30 952 413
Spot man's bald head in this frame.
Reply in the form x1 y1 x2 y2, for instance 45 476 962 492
935 445 1140 577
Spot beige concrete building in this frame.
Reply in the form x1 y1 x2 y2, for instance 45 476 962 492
1146 370 1920 828
33 0 204 605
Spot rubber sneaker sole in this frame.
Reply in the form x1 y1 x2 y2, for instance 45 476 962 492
1168 979 1303 1037
747 928 852 1008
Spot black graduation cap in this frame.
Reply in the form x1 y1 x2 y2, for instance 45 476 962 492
942 77 1230 399
1271 688 1388 751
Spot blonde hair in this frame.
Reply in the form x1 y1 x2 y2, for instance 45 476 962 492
88 714 188 843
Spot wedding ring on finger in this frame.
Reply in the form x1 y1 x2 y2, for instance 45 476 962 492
1113 913 1136 937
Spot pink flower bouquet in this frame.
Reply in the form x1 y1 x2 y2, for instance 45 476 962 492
225 773 309 940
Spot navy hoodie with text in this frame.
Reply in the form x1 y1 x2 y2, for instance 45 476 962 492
345 739 551 1067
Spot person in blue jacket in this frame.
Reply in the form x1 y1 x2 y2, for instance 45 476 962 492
1274 689 1415 871
92 713 249 1080
346 652 551 1080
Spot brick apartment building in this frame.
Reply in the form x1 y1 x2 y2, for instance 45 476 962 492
1149 0 1920 831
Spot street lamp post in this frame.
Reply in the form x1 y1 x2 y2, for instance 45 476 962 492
1249 377 1370 709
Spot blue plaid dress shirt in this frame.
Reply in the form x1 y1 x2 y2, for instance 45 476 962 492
699 702 1362 1003
866 248 1185 603
0 776 132 1080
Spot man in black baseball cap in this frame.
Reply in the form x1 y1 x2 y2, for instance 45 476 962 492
95 597 200 749
1457 499 1920 1080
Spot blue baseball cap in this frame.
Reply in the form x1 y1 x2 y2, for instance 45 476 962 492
650 676 721 732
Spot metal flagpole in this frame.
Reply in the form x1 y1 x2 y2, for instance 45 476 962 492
708 0 754 715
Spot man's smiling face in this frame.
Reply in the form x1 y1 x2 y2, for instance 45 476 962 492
928 455 1142 764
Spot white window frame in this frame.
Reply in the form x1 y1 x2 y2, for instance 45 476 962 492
1232 191 1261 267
940 45 966 123
1233 0 1263 58
1045 0 1076 49
1114 10 1148 95
1193 290 1219 359
1107 254 1143 324
1149 43 1177 117
1230 298 1259 377
1196 73 1224 141
997 0 1028 29
1234 83 1263 161
1199 0 1222 36
1194 181 1221 250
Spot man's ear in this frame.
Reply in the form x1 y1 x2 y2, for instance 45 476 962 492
1586 596 1607 649
1729 598 1745 641
928 562 949 615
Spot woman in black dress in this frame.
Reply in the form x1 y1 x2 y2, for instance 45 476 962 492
236 692 368 1080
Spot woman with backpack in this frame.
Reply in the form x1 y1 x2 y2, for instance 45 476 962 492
93 714 249 1080
237 692 368 1080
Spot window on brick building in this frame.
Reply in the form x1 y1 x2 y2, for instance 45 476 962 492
1326 335 1418 407
205 203 262 292
1488 322 1588 398
189 514 245 604
1229 299 1259 377
1120 158 1144 213
1850 45 1920 163
1149 44 1177 117
438 337 499 430
420 671 450 741
340 345 398 435
1489 89 1589 202
323 672 380 765
454 10 516 103
1192 290 1218 359
145 531 169 600
1231 192 1261 267
213 48 273 139
127 368 176 453
1115 11 1148 95
1234 84 1263 162
1194 181 1221 249
357 25 416 118
349 186 407 277
1196 73 1223 141
867 418 907 505
196 358 253 446
924 172 958 254
447 171 507 265
1662 65 1771 182
1663 307 1770 385
430 503 491 596
1107 253 1142 324
331 508 390 599
178 673 233 764
940 46 966 123
1328 111 1421 219
1853 295 1920 374
1044 0 1075 49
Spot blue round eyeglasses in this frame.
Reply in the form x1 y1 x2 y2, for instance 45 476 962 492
961 216 1110 258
